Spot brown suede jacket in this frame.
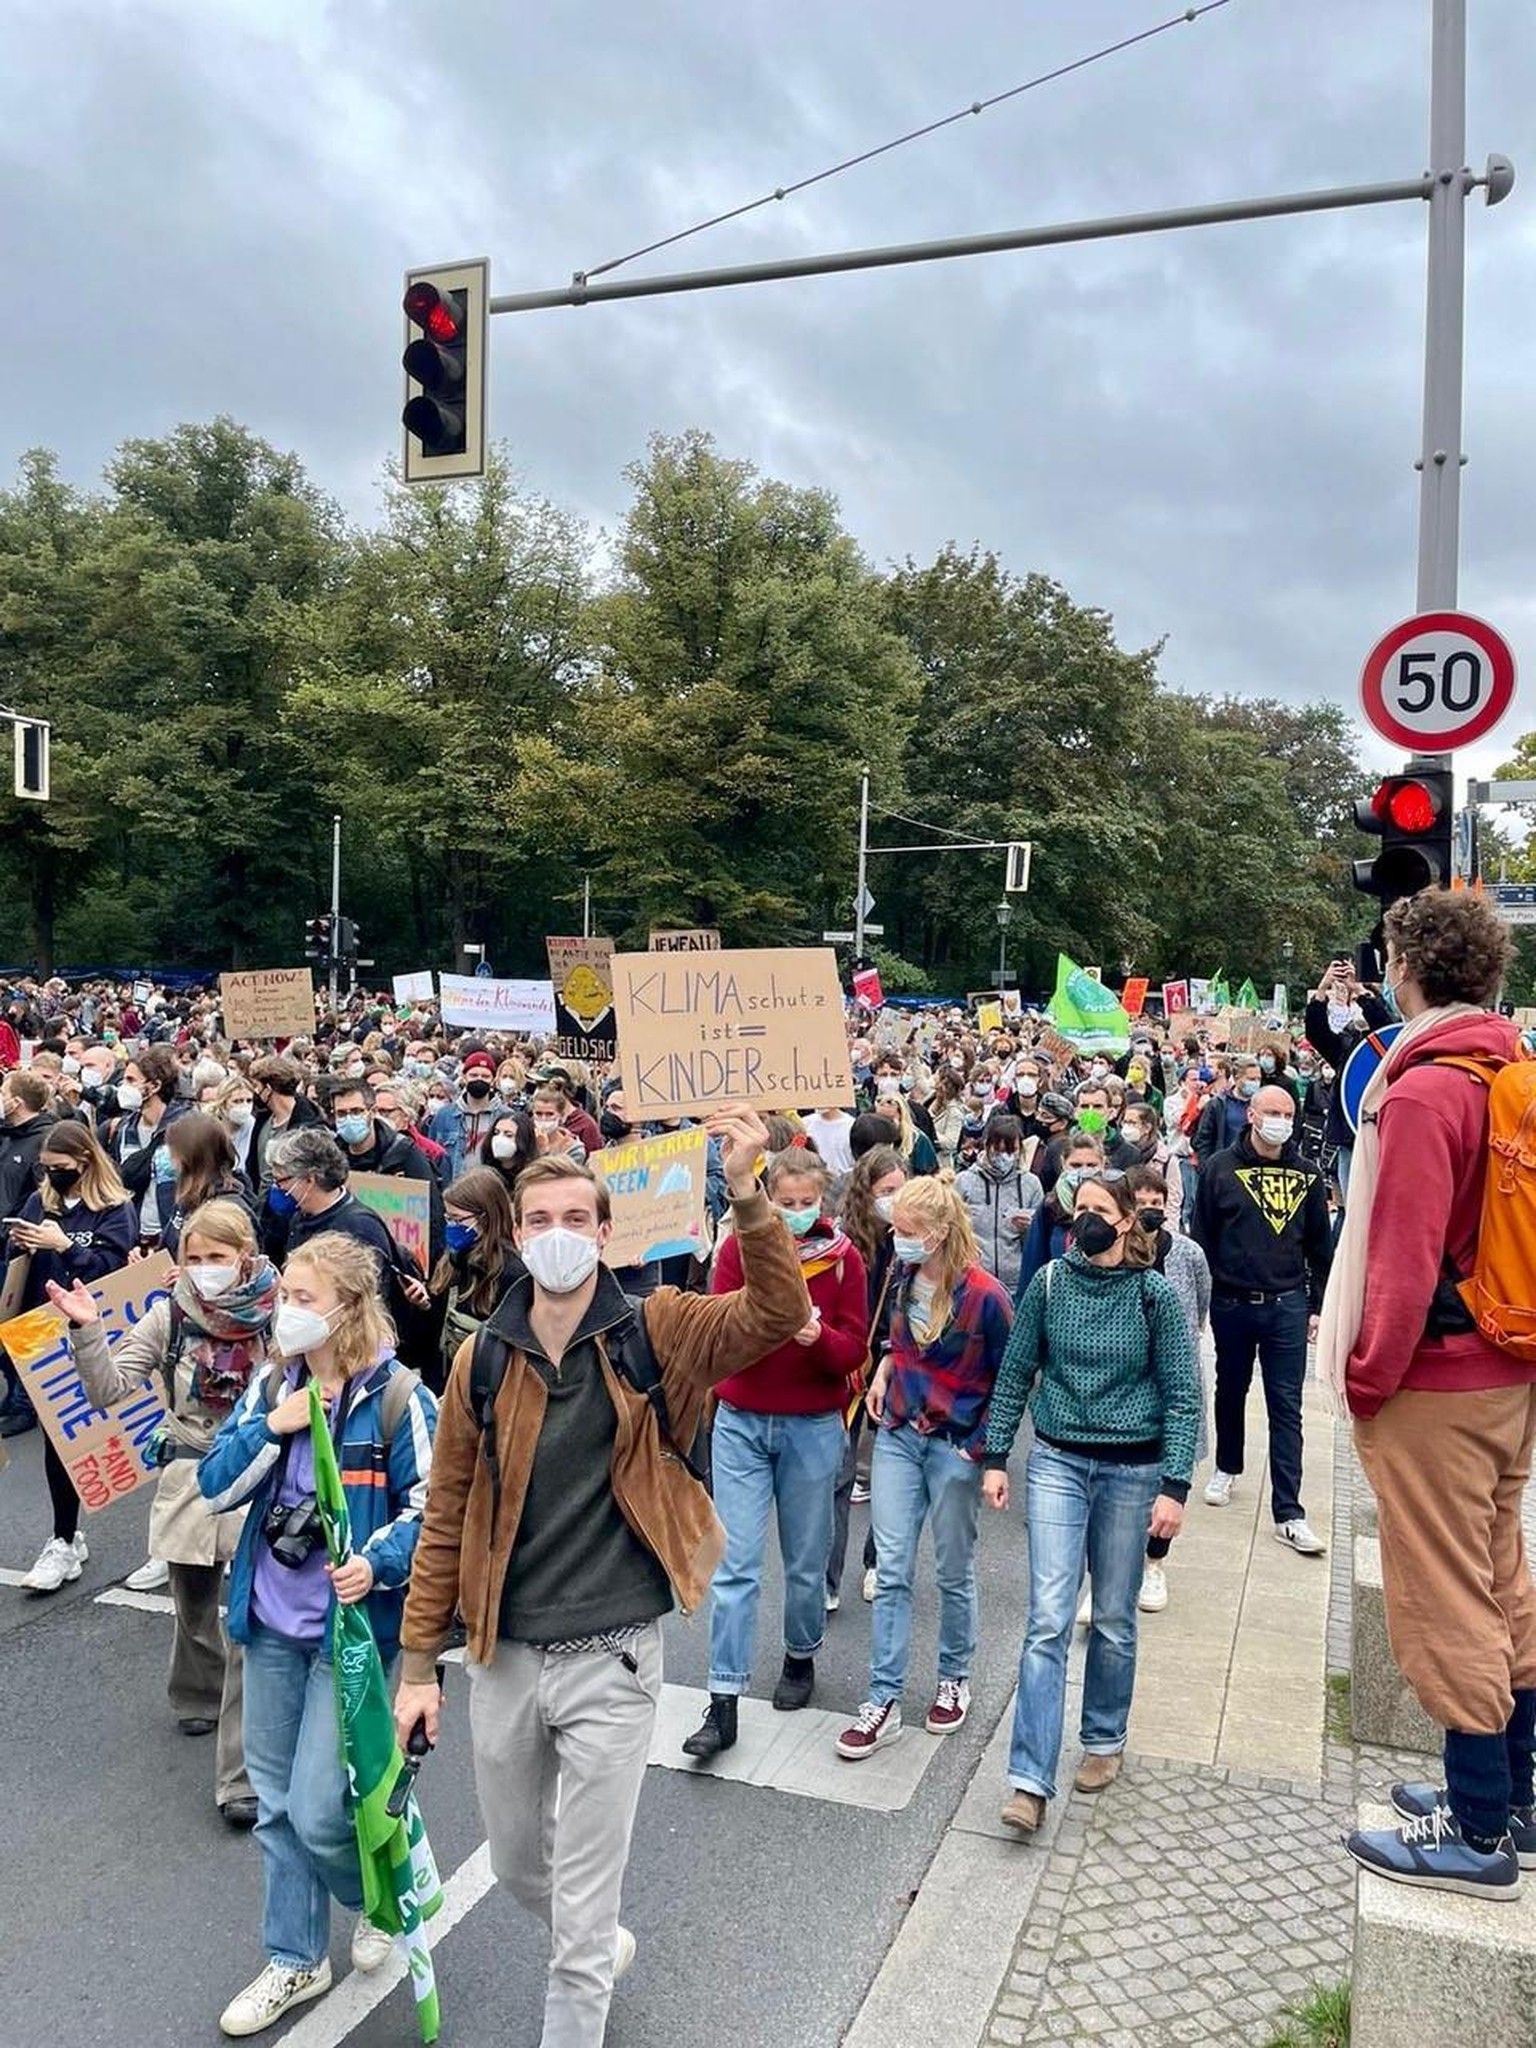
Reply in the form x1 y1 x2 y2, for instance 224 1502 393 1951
399 1184 811 1683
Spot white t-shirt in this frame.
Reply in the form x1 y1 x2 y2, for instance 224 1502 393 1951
805 1111 855 1175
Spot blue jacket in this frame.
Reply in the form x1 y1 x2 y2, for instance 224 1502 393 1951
1014 1201 1071 1306
198 1355 438 1661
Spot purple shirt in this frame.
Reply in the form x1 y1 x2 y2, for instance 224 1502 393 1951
249 1369 331 1644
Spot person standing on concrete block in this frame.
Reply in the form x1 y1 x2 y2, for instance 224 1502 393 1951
1191 1084 1333 1554
1322 890 1533 1900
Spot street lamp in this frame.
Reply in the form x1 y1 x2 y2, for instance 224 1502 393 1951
995 899 1013 994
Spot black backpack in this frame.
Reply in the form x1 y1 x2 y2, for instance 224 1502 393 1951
468 1298 702 1529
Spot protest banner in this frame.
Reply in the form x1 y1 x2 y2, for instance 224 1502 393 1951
350 1174 432 1272
546 936 617 1063
392 971 435 1004
610 946 853 1118
1162 979 1190 1016
593 1126 710 1269
220 968 316 1041
1224 1012 1263 1053
1122 977 1150 1018
1188 977 1213 1013
1035 1025 1079 1066
1165 1009 1199 1043
1272 982 1289 1019
0 1254 175 1512
648 928 722 953
131 980 153 1005
437 973 556 1033
975 1000 1003 1034
852 965 883 1009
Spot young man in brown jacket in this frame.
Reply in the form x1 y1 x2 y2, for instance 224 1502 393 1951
394 1105 810 2047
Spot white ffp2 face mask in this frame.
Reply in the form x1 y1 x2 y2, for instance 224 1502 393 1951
275 1302 336 1356
1257 1116 1295 1148
520 1226 601 1294
189 1264 240 1300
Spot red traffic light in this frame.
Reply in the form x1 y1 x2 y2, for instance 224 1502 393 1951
1368 778 1440 834
403 283 463 344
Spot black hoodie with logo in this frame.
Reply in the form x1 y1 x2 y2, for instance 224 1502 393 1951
1190 1129 1333 1311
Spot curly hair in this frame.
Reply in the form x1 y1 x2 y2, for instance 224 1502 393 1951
1384 888 1511 1009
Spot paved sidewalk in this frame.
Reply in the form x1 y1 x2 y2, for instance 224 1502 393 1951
847 1380 1360 2048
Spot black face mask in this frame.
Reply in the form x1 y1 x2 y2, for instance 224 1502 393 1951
1135 1207 1165 1235
464 1080 492 1101
1070 1212 1118 1258
45 1165 83 1195
599 1112 631 1142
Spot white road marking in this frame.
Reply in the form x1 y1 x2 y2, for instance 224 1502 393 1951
277 1843 496 2048
0 1568 34 1586
95 1587 177 1615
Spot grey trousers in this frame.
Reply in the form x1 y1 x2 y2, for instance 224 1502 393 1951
167 1561 251 1806
468 1622 663 2048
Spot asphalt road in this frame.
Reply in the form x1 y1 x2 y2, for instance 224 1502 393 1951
0 1423 1034 2048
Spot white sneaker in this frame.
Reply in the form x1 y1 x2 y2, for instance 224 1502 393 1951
126 1556 169 1592
22 1535 84 1593
1204 1469 1236 1507
219 1958 332 2037
861 1566 877 1603
350 1918 394 1973
825 1589 840 1614
1275 1518 1327 1556
851 1480 872 1504
1138 1563 1169 1613
1076 1580 1093 1629
614 1925 637 1982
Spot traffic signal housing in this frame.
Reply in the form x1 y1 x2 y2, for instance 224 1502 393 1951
402 258 489 483
304 914 335 965
1351 769 1454 905
12 719 49 801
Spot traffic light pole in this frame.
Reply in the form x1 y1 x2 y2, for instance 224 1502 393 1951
329 812 342 1011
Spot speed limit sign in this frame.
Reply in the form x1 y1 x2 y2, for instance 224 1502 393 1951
1360 610 1517 750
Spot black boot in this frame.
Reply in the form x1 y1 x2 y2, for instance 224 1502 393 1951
682 1693 738 1759
772 1654 815 1712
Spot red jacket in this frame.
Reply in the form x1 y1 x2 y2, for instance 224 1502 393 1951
0 1021 18 1071
711 1223 869 1415
1348 1010 1532 1416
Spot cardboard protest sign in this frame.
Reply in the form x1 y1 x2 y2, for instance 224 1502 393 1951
1223 1012 1263 1053
975 1001 1003 1034
0 1254 175 1512
1034 1025 1080 1066
594 1126 710 1269
1165 1009 1199 1043
0 1254 31 1325
648 928 721 953
350 1174 432 1272
220 968 315 1041
1162 979 1190 1016
437 973 556 1034
546 936 617 1063
1188 977 1213 1013
610 947 853 1118
392 971 435 1004
1122 978 1150 1018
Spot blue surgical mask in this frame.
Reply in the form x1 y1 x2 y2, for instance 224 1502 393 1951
1237 1079 1259 1100
893 1232 930 1265
444 1219 479 1254
267 1183 298 1217
1381 970 1403 1022
778 1204 821 1238
334 1112 371 1146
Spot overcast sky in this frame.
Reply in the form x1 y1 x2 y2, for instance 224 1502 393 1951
7 0 1532 787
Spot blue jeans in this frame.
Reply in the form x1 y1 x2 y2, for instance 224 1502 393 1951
707 1402 846 1692
1009 1442 1160 1799
242 1624 365 1969
869 1424 983 1704
1211 1288 1309 1524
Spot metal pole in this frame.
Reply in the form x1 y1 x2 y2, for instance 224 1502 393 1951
582 873 592 939
329 813 341 1010
998 921 1008 992
489 178 1434 317
855 767 870 959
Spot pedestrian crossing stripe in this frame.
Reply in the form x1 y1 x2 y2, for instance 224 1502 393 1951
1234 1165 1312 1236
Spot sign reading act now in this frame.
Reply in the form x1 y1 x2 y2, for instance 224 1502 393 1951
610 946 854 1117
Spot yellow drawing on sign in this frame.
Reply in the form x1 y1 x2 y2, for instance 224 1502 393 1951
562 962 613 1031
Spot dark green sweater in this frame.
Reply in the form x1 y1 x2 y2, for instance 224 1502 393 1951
984 1250 1200 1500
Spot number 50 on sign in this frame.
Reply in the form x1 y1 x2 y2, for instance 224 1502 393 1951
1360 611 1517 752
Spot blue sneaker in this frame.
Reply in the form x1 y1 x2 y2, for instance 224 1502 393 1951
1390 1782 1536 1870
1345 1806 1521 1899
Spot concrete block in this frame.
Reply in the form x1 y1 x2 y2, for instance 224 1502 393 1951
1351 1536 1440 1754
1353 1802 1536 2047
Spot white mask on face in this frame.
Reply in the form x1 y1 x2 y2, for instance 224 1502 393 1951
491 1134 520 1162
520 1225 601 1295
874 1193 898 1224
1257 1115 1295 1148
228 1102 255 1128
116 1083 144 1114
189 1263 240 1300
275 1302 336 1356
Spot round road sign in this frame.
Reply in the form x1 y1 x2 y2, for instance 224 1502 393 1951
1359 610 1516 751
1339 1022 1404 1135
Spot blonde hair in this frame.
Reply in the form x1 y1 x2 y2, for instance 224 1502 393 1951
180 1198 260 1260
279 1231 397 1377
890 1174 979 1344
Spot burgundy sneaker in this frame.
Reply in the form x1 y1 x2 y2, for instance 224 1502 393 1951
926 1679 972 1734
836 1699 903 1760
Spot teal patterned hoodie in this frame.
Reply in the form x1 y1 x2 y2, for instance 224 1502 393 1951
984 1249 1200 1500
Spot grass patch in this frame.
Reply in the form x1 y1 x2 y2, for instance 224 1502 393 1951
1264 1981 1350 2048
1325 1670 1354 1747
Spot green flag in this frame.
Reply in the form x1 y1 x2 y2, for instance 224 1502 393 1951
1046 953 1132 1055
1209 971 1232 1009
309 1383 444 2043
1234 977 1260 1012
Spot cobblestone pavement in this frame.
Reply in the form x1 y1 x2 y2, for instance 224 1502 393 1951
981 1425 1364 2047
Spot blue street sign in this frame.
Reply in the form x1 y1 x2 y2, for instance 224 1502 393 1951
1339 1023 1404 1135
1489 883 1536 907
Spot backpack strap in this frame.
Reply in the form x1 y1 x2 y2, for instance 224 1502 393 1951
469 1325 512 1531
164 1299 187 1414
378 1363 422 1447
606 1296 707 1485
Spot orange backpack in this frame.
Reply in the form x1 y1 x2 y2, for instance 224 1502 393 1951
1433 1043 1536 1362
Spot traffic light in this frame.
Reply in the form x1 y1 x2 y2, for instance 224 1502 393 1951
401 258 489 483
336 917 358 961
1351 769 1454 905
304 914 335 964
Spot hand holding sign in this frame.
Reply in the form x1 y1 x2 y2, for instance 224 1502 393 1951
703 1104 773 1193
